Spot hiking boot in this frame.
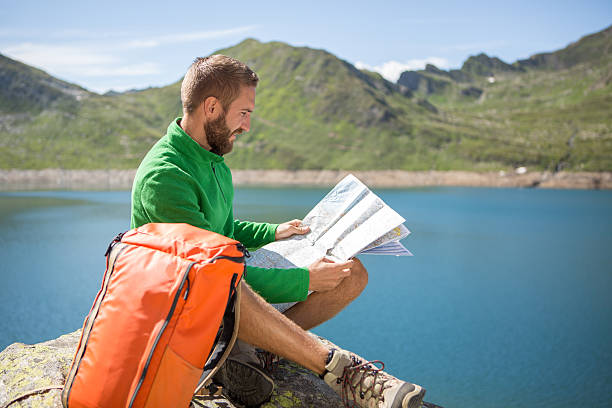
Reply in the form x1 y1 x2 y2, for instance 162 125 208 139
323 348 425 408
213 339 275 407
257 349 281 372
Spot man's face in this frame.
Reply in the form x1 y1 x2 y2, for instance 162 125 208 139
205 86 255 156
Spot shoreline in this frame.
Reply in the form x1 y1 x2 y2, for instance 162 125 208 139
1 169 611 191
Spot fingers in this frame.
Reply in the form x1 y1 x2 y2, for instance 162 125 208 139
275 220 311 240
290 220 310 234
319 258 354 275
332 259 354 270
319 257 353 266
308 258 355 292
284 220 310 235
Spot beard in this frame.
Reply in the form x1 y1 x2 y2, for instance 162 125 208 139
204 112 236 156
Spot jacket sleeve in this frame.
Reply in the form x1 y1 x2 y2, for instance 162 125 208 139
233 219 278 250
245 265 310 304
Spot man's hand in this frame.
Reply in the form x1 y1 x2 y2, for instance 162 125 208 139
307 258 354 292
275 219 310 240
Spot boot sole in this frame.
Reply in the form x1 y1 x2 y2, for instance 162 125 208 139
216 358 275 407
402 384 426 408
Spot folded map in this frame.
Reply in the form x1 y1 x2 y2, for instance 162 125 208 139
248 174 412 274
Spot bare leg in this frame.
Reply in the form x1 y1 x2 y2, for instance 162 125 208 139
284 258 368 330
237 281 329 375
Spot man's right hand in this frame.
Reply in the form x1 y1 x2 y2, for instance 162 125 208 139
307 257 354 292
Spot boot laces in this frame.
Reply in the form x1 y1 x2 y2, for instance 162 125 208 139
338 356 391 407
257 349 280 372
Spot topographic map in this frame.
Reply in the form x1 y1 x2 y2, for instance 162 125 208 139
247 174 413 310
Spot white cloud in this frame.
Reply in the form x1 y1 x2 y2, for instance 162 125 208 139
124 25 258 49
355 57 450 83
1 24 257 80
0 27 132 40
3 42 161 79
124 39 160 49
85 63 161 77
159 26 258 43
87 81 159 94
4 42 116 68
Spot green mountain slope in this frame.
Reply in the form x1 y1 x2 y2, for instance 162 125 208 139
209 39 453 170
517 24 612 70
1 26 611 171
0 54 90 113
397 25 612 171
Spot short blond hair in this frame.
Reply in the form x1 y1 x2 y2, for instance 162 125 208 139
181 55 259 114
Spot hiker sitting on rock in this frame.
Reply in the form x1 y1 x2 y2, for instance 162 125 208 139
130 54 425 408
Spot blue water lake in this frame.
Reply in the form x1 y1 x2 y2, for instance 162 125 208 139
1 187 611 407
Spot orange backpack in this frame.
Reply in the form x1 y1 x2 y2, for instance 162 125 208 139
61 223 246 408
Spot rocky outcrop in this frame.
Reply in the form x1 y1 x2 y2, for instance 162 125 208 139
397 71 451 95
1 331 79 407
0 330 342 408
461 53 522 77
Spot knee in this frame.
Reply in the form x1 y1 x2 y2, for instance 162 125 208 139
347 258 368 296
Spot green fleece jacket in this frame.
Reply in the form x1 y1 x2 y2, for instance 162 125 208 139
130 118 309 303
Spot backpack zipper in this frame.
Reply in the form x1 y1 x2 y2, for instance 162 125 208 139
183 276 190 300
104 231 126 257
128 261 196 408
128 249 245 407
236 242 251 258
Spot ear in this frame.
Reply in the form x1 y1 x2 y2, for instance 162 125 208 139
202 96 221 119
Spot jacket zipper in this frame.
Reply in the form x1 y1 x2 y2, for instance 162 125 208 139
211 162 227 204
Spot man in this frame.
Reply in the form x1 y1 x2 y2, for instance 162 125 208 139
131 55 425 408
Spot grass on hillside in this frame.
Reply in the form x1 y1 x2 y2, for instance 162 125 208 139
1 36 610 171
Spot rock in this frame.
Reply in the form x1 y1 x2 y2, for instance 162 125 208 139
460 86 483 98
397 71 451 95
0 331 79 408
0 331 342 408
259 355 341 408
416 99 439 114
461 53 522 77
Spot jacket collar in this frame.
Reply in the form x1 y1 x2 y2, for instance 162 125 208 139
167 117 224 163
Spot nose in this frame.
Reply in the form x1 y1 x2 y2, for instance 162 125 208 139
242 114 251 132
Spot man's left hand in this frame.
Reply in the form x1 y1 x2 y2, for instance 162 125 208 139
275 219 310 240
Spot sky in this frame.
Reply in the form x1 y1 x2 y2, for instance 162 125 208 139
1 0 611 94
